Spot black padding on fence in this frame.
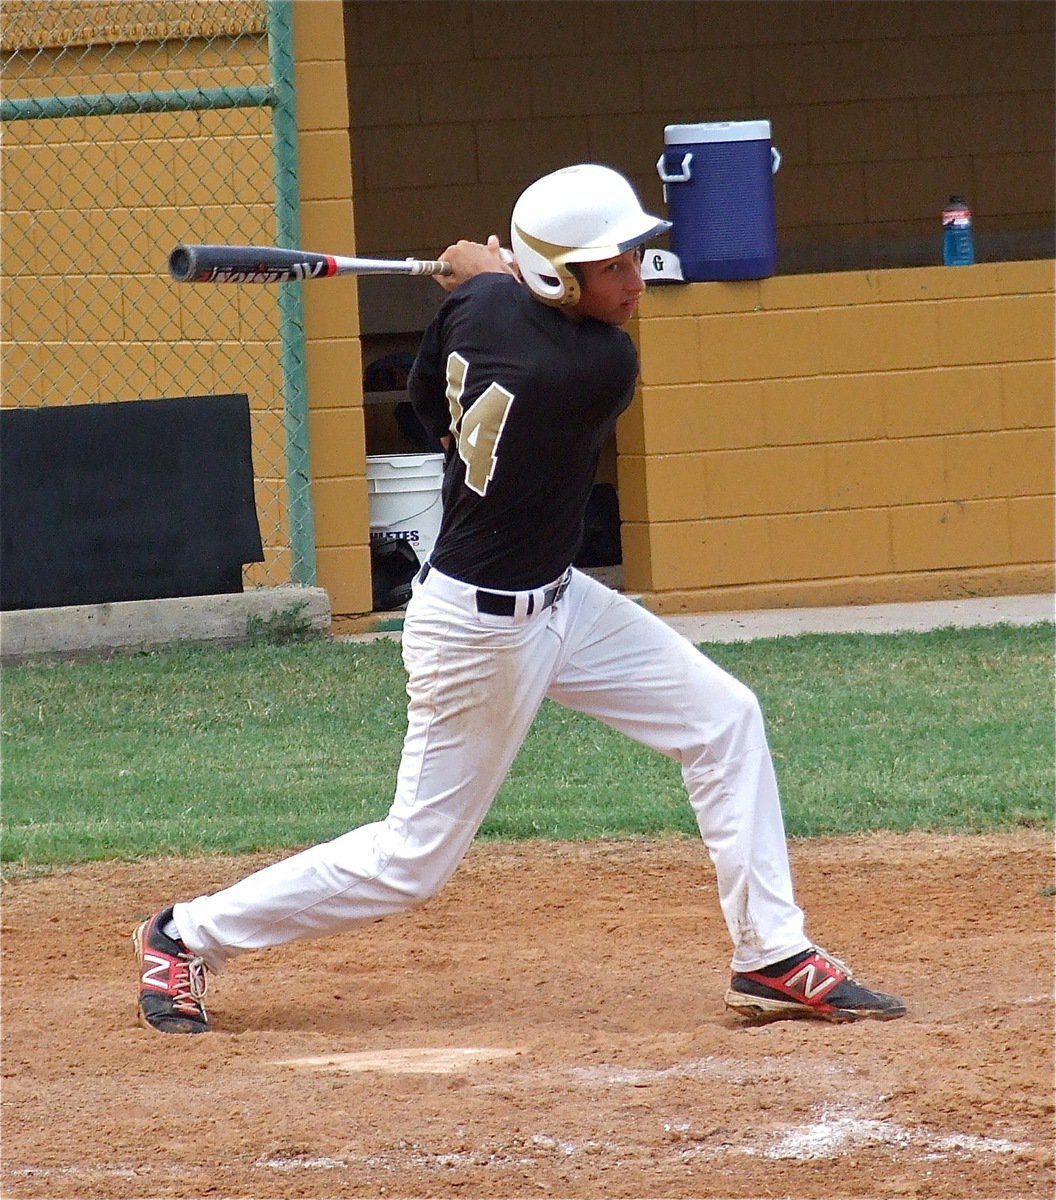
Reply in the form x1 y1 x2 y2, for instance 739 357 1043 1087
0 394 264 610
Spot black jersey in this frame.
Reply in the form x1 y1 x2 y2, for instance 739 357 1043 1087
408 273 638 590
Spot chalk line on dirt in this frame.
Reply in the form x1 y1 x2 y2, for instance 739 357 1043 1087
734 1103 1029 1162
277 1045 521 1074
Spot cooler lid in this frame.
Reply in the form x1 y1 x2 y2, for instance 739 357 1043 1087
664 120 771 145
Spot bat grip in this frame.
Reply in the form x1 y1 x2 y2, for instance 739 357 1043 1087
413 254 515 277
409 259 453 276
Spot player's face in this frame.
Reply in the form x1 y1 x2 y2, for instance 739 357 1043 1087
571 249 645 325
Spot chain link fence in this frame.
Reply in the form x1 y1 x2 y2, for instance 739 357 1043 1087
1 0 315 587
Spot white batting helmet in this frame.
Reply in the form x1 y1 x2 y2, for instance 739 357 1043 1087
510 164 671 307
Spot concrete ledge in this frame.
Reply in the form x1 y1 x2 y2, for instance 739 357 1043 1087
0 587 331 665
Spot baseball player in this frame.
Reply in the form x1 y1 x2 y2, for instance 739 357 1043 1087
134 164 905 1033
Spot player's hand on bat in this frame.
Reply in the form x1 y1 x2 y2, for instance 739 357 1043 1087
436 235 519 291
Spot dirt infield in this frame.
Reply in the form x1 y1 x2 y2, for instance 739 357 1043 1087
2 831 1053 1199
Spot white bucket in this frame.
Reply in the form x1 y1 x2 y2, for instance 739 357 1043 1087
366 453 444 566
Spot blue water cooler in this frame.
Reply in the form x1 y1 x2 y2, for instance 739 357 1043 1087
657 121 781 281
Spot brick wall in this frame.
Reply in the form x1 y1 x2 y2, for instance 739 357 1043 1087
293 0 371 613
0 1 374 612
0 11 295 587
621 260 1055 611
341 0 1054 616
344 1 1054 267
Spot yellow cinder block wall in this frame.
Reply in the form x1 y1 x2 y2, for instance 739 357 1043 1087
292 0 371 615
340 0 1054 617
345 1 1055 264
12 3 1048 617
1 1 373 614
0 9 297 589
620 261 1055 612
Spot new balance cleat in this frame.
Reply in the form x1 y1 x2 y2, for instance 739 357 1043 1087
133 907 209 1034
725 947 906 1023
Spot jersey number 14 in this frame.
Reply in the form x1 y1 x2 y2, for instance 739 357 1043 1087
445 352 514 497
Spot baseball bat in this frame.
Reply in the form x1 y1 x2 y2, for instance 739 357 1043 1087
168 244 453 284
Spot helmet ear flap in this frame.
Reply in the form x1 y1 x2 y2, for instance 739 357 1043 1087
548 260 581 308
510 225 581 307
563 262 583 307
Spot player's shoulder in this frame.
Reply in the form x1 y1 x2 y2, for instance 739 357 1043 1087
437 272 532 335
446 272 522 306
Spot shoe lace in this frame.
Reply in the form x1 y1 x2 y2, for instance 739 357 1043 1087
812 946 855 980
170 952 208 1016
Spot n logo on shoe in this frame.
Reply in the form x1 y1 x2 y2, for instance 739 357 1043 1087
785 961 840 1001
141 951 174 991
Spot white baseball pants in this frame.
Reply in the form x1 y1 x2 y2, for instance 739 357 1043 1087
175 567 809 974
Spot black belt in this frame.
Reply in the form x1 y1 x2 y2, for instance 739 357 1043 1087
418 563 570 616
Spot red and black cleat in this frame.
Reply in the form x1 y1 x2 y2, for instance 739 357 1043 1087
133 907 209 1034
725 947 906 1023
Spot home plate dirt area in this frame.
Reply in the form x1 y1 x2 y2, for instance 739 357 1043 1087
2 832 1052 1200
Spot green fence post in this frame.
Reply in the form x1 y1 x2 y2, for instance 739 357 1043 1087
268 0 317 586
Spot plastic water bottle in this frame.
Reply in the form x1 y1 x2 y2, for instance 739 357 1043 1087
942 196 975 266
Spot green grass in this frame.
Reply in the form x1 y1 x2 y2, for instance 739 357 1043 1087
2 623 1052 868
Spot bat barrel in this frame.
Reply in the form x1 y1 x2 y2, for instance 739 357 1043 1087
168 245 197 282
168 244 454 282
168 244 335 283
